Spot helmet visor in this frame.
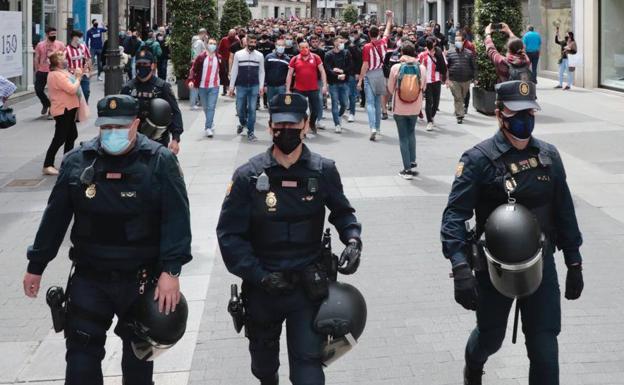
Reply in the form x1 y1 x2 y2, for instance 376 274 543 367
130 338 174 361
321 333 357 367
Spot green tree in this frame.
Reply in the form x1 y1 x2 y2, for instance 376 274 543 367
220 0 242 37
239 0 252 27
170 0 220 80
473 0 523 91
342 5 358 24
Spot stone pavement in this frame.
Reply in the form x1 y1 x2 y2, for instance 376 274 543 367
1 77 624 384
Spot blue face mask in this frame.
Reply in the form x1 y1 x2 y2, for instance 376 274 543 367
276 46 285 54
504 110 535 141
101 128 131 155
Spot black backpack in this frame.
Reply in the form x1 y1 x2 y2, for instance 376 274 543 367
507 62 532 81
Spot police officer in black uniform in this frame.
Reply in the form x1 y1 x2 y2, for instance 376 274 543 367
23 95 192 385
121 49 184 155
216 93 362 385
440 80 584 385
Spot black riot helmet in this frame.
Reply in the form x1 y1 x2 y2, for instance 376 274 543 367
483 202 545 298
146 98 172 128
127 286 188 361
314 282 367 366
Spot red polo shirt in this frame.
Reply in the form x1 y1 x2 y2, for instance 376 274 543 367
289 53 322 91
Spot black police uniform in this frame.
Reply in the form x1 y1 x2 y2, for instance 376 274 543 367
120 50 183 148
440 81 583 385
26 95 192 385
216 94 361 385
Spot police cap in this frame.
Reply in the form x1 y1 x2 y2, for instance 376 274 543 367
495 80 541 111
135 48 155 65
269 93 308 124
95 94 140 127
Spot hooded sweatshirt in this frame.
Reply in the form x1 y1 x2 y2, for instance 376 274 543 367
485 35 531 83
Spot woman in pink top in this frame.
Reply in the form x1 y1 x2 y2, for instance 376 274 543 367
42 52 82 175
387 41 427 180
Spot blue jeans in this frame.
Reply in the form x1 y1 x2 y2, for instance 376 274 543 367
80 75 90 103
190 87 200 107
394 115 417 170
64 271 153 385
199 87 219 130
348 75 357 115
244 282 324 384
90 48 103 75
558 58 574 87
267 85 286 106
329 83 349 126
363 76 381 130
236 85 259 134
316 80 324 123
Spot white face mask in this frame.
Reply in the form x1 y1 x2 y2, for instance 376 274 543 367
455 41 463 49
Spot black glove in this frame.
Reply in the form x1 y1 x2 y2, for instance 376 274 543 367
260 272 294 295
565 264 584 300
453 264 478 311
338 239 362 275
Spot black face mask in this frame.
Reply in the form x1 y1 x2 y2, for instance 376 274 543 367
48 36 57 42
273 128 302 154
136 65 152 79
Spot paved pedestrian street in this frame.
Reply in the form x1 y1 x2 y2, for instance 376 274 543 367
1 78 624 385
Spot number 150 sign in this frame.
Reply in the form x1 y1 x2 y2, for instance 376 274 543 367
0 12 23 78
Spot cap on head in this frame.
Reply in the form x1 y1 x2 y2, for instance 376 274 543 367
269 93 308 124
495 81 541 112
95 95 140 127
135 49 155 65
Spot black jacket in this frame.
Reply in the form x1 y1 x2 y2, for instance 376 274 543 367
347 40 363 76
264 52 291 87
446 48 476 82
324 49 353 84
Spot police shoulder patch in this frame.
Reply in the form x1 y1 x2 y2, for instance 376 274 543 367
455 162 465 177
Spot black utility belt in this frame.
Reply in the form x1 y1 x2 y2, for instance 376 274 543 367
74 264 158 283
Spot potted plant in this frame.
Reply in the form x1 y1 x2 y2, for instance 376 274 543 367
170 0 219 100
473 0 523 115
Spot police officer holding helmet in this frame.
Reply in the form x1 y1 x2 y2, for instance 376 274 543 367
23 95 192 385
440 80 584 385
216 93 362 385
121 49 184 154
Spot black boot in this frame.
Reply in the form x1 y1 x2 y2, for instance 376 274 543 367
463 365 483 385
260 373 279 385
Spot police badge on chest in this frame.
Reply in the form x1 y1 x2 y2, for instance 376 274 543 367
265 192 277 212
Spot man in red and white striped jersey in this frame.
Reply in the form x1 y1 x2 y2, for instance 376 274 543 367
418 36 447 131
188 37 221 138
357 10 393 141
65 30 92 102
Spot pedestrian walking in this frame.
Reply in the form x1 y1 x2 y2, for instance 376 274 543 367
441 80 584 385
462 32 477 114
264 39 290 105
190 29 207 110
358 10 394 141
42 52 82 176
256 32 275 109
24 94 192 385
34 27 66 118
218 29 237 96
484 23 532 83
189 38 221 138
417 37 446 131
324 36 352 133
156 32 170 81
522 25 542 83
381 38 399 120
285 40 327 135
122 29 142 80
446 32 476 124
65 30 92 103
555 28 577 90
229 34 265 142
86 19 107 81
346 29 363 122
309 35 326 129
387 42 426 179
216 92 362 385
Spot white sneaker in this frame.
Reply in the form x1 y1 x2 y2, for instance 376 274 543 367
335 125 342 133
190 105 199 111
369 129 376 141
376 130 382 137
205 128 214 138
426 122 434 131
97 75 103 81
347 114 354 122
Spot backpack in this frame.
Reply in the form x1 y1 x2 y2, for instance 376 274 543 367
507 62 532 81
397 62 422 103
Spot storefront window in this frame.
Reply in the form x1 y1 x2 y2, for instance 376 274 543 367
600 0 624 91
1 0 29 92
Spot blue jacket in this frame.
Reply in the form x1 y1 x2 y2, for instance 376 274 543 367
441 130 582 268
522 31 542 53
86 27 107 50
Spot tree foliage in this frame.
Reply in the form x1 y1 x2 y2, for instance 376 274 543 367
239 0 252 27
170 0 219 79
220 0 243 37
342 5 359 24
474 0 523 91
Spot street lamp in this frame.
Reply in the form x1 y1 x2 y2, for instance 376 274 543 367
104 0 123 95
